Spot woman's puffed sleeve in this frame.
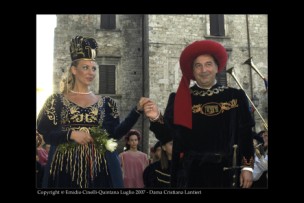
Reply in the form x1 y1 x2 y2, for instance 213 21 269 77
102 97 141 140
102 97 120 138
36 94 70 145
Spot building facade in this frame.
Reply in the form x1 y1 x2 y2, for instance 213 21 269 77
53 14 268 154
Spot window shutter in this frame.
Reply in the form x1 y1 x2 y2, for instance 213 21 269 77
101 15 116 29
99 65 116 94
210 14 225 36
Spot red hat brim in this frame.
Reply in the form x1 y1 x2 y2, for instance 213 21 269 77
179 40 228 80
174 40 228 129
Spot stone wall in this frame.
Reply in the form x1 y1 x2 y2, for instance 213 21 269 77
147 14 268 147
53 14 268 154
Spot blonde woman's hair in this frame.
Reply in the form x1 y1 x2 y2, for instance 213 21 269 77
59 60 79 94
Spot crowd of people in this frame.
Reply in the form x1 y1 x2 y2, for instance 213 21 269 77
36 36 267 189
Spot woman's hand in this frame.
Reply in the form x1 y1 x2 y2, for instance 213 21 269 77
70 130 93 145
137 97 160 120
143 100 159 120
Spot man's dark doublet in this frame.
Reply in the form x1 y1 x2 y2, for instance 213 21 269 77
150 84 254 188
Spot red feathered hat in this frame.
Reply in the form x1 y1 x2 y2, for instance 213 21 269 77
174 40 228 129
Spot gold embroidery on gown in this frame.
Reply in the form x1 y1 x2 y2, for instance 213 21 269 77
49 96 113 188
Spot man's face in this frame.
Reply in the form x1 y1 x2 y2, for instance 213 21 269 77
193 54 218 88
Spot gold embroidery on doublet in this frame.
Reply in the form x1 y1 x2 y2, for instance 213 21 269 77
192 99 238 116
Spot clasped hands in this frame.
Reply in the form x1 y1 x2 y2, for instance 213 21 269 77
137 97 159 120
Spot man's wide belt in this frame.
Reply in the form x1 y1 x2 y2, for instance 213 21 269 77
184 151 226 164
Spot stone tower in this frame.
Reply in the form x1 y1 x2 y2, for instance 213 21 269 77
53 14 268 154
